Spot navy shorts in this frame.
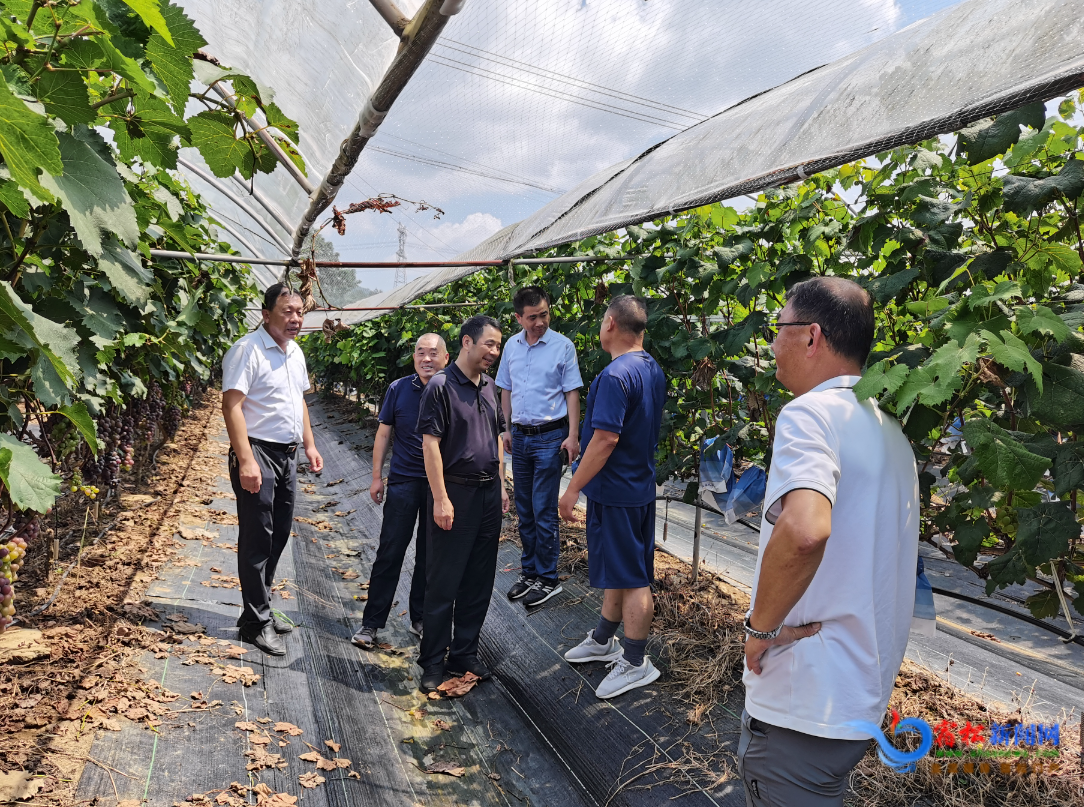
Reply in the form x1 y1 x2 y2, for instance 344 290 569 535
585 499 656 589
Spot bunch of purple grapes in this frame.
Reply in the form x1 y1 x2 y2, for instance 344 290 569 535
164 405 182 437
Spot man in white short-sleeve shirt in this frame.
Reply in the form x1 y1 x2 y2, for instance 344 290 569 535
738 277 918 807
221 284 324 656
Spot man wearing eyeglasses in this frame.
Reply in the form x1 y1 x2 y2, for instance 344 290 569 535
738 277 918 807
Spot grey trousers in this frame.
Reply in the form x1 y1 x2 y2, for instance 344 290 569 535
230 441 297 630
738 710 870 806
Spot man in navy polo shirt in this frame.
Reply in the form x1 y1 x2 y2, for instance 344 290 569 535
497 285 583 608
559 296 666 699
351 333 449 650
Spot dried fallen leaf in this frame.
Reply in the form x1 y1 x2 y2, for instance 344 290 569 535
348 770 361 780
316 757 338 772
0 771 44 801
334 758 352 769
256 717 272 724
436 672 479 698
298 772 325 789
425 761 466 777
405 707 427 720
235 721 260 732
432 719 452 731
299 751 323 763
274 721 304 736
324 739 341 752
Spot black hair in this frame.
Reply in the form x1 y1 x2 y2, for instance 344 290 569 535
460 315 501 347
605 295 648 336
262 283 301 311
513 285 550 315
786 276 875 365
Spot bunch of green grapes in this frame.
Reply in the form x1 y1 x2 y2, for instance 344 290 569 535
0 516 33 632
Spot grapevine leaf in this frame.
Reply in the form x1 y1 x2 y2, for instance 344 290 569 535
274 136 306 175
896 333 979 410
264 101 300 145
1024 590 1061 620
39 132 139 257
984 544 1030 594
1025 363 1084 429
34 70 95 126
74 287 127 341
55 401 99 456
0 434 62 512
117 0 175 46
968 280 1022 310
188 111 253 178
0 178 29 218
980 329 1042 392
959 102 1045 164
968 249 1013 281
107 94 189 169
1015 305 1069 342
951 519 990 568
961 417 1051 490
99 239 152 307
1052 443 1084 496
150 185 183 221
864 267 919 305
64 34 156 97
1014 501 1077 566
1032 241 1082 276
1002 158 1084 217
0 281 79 392
146 3 206 113
0 80 61 202
853 360 909 401
713 239 755 268
0 16 34 50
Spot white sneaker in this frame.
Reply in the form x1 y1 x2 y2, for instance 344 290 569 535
563 632 623 664
595 656 660 699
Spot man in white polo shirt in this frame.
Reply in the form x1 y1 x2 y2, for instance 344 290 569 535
222 284 324 656
739 276 918 806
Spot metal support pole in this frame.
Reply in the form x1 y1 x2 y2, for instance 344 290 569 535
208 83 317 196
148 249 293 266
368 0 409 36
176 158 291 254
691 503 703 583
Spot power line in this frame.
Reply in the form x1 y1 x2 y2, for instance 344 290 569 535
382 132 568 195
427 56 689 130
438 40 708 122
368 145 564 194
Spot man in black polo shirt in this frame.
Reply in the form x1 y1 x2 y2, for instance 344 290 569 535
416 315 509 693
351 333 449 650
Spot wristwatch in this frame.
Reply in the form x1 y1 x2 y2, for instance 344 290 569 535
743 609 782 641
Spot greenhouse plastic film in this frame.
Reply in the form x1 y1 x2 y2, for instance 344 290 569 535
327 0 1084 324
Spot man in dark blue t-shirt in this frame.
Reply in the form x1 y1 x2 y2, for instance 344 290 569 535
351 333 448 650
559 296 666 699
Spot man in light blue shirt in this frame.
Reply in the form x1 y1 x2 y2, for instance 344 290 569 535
496 286 583 608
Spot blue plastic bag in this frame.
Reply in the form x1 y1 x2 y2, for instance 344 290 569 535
715 466 767 524
699 438 734 495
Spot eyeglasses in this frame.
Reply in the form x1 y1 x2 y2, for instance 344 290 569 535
760 321 820 342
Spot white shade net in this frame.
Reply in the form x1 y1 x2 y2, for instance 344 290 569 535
162 2 1084 328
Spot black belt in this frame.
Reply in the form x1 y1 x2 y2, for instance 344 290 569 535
513 416 568 436
249 437 299 454
444 474 498 487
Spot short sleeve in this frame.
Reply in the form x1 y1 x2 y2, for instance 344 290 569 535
299 350 312 392
417 377 448 437
222 342 254 395
561 340 584 392
495 347 512 390
378 383 397 426
495 391 507 433
763 401 840 523
588 371 629 434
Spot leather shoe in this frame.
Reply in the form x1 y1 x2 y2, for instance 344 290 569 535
240 622 286 656
419 668 444 694
446 657 492 681
236 613 293 634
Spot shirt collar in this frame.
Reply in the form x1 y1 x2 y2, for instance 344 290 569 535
410 373 422 389
519 328 548 346
809 374 863 394
256 325 294 355
447 360 486 388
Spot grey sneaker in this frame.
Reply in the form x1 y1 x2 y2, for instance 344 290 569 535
351 626 376 650
595 656 660 699
563 632 623 664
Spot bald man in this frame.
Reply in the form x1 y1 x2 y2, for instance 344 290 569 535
352 333 450 649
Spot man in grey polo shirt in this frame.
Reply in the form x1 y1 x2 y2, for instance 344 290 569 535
497 286 583 608
739 277 918 806
222 284 325 656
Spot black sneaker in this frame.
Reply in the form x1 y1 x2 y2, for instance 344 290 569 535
523 579 563 608
507 574 535 600
419 668 444 694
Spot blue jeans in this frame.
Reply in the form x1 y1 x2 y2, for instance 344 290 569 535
511 425 566 583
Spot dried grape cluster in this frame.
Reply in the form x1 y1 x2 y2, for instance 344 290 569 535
1 517 34 630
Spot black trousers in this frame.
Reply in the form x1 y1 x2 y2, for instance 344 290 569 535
417 479 502 672
361 477 428 629
230 442 296 629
